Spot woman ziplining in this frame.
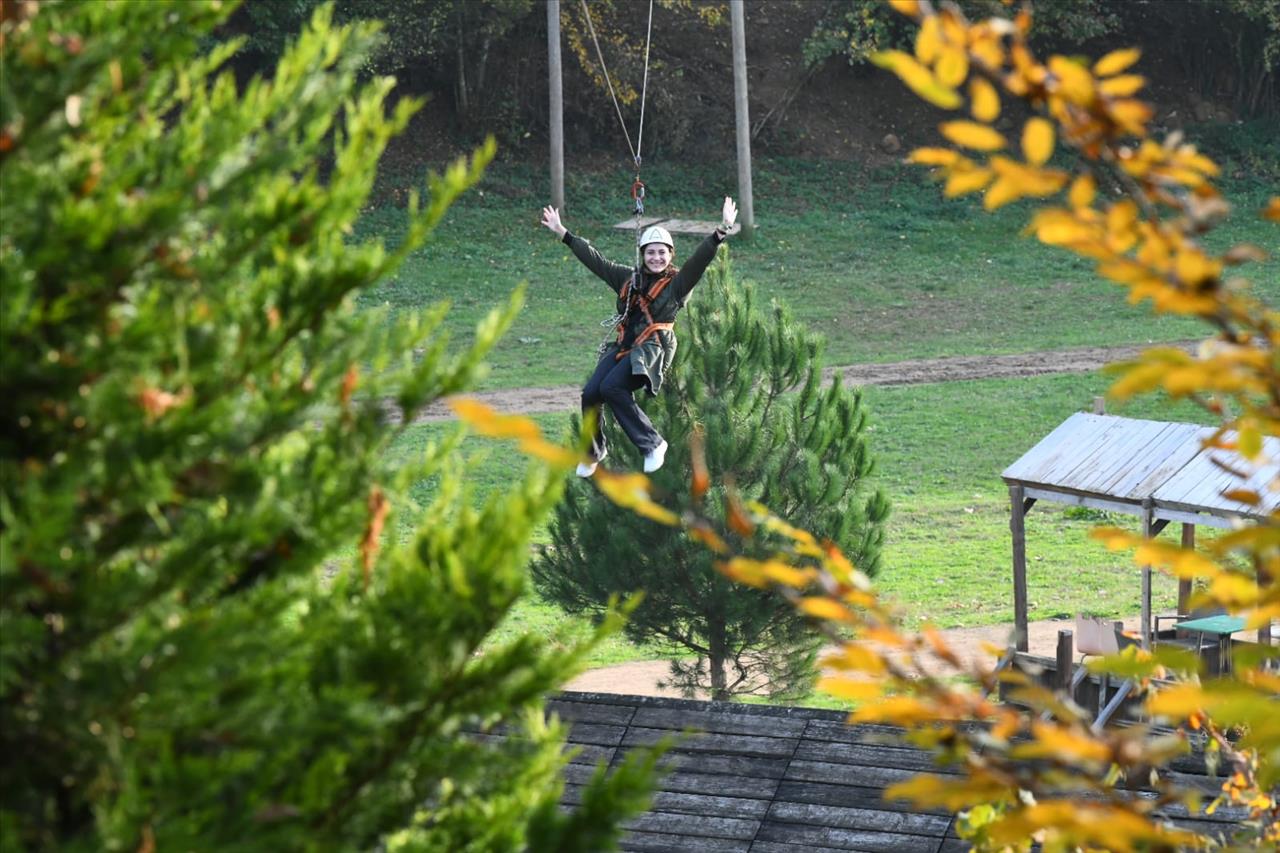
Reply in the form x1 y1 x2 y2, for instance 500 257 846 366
540 197 738 477
542 0 737 475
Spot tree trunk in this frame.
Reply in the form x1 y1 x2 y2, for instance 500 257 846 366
709 618 728 701
454 4 469 117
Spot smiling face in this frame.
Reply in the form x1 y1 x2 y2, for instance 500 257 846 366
642 242 672 273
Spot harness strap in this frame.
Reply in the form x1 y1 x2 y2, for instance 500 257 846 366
615 322 675 360
615 272 674 345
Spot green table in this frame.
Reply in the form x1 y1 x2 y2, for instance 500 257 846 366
1173 614 1246 674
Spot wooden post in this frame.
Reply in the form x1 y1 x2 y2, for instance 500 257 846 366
1056 629 1074 692
1260 560 1274 646
1178 523 1194 615
547 0 565 212
1141 500 1154 649
1010 484 1029 653
729 0 755 239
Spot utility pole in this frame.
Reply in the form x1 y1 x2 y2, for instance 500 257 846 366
730 0 754 238
548 0 565 211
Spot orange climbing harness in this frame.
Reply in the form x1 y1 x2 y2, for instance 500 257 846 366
613 271 675 360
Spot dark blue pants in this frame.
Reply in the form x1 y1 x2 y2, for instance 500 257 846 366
581 354 663 461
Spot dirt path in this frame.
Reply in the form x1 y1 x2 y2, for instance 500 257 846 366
564 614 1155 699
414 341 1194 422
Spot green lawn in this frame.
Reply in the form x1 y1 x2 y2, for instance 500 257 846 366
388 371 1210 668
360 157 1278 391
366 154 1273 691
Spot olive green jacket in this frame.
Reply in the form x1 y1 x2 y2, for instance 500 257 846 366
563 229 725 394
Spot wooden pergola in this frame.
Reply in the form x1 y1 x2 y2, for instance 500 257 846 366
1002 413 1277 651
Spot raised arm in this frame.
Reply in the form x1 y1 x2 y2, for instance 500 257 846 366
541 204 632 293
672 196 738 301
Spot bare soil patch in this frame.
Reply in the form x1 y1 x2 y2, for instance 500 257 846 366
414 341 1195 422
564 614 1154 700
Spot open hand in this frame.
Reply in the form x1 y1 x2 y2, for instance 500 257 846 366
721 196 738 231
541 205 567 238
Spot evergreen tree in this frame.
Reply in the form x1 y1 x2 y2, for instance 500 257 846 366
0 2 653 849
534 253 890 701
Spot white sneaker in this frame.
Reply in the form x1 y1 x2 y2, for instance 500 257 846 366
576 450 606 478
642 440 668 473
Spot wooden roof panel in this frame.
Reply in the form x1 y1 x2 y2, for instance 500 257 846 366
1154 434 1280 518
1004 413 1270 522
550 691 1237 850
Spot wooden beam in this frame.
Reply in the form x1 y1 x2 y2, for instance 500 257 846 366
1018 486 1143 518
1178 523 1194 615
1056 630 1074 692
1010 484 1029 653
1141 500 1154 649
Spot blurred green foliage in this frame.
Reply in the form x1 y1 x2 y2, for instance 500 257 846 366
0 2 652 849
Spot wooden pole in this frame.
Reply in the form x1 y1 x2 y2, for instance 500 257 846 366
1056 629 1074 692
1010 484 1029 653
547 0 565 212
729 0 755 239
1178 523 1194 615
1141 500 1154 649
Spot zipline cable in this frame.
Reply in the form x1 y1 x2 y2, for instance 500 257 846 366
578 0 655 271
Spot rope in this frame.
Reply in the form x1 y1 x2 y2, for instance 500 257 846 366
636 0 653 161
578 0 656 324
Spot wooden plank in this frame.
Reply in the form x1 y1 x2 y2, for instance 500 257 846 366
790 740 946 773
623 726 797 758
659 750 791 779
612 215 669 232
1061 418 1168 494
1001 412 1097 481
1101 421 1201 498
754 821 946 853
936 839 971 853
767 800 952 837
748 842 865 853
647 791 771 820
619 830 750 852
773 780 950 816
563 721 628 747
1018 485 1143 516
1013 413 1116 484
654 770 780 800
549 697 638 726
565 742 615 765
785 759 950 788
1037 417 1133 488
647 217 741 237
1078 419 1183 496
631 706 808 738
623 810 759 840
801 720 910 745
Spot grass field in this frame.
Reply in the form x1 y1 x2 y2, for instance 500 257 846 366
359 156 1278 392
365 153 1274 685
387 371 1209 668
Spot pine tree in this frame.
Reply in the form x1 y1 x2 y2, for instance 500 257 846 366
0 2 653 849
534 252 890 701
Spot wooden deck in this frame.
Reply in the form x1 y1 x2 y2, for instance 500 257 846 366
613 217 742 237
548 691 1245 852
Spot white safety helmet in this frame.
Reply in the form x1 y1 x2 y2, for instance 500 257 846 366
638 225 674 251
